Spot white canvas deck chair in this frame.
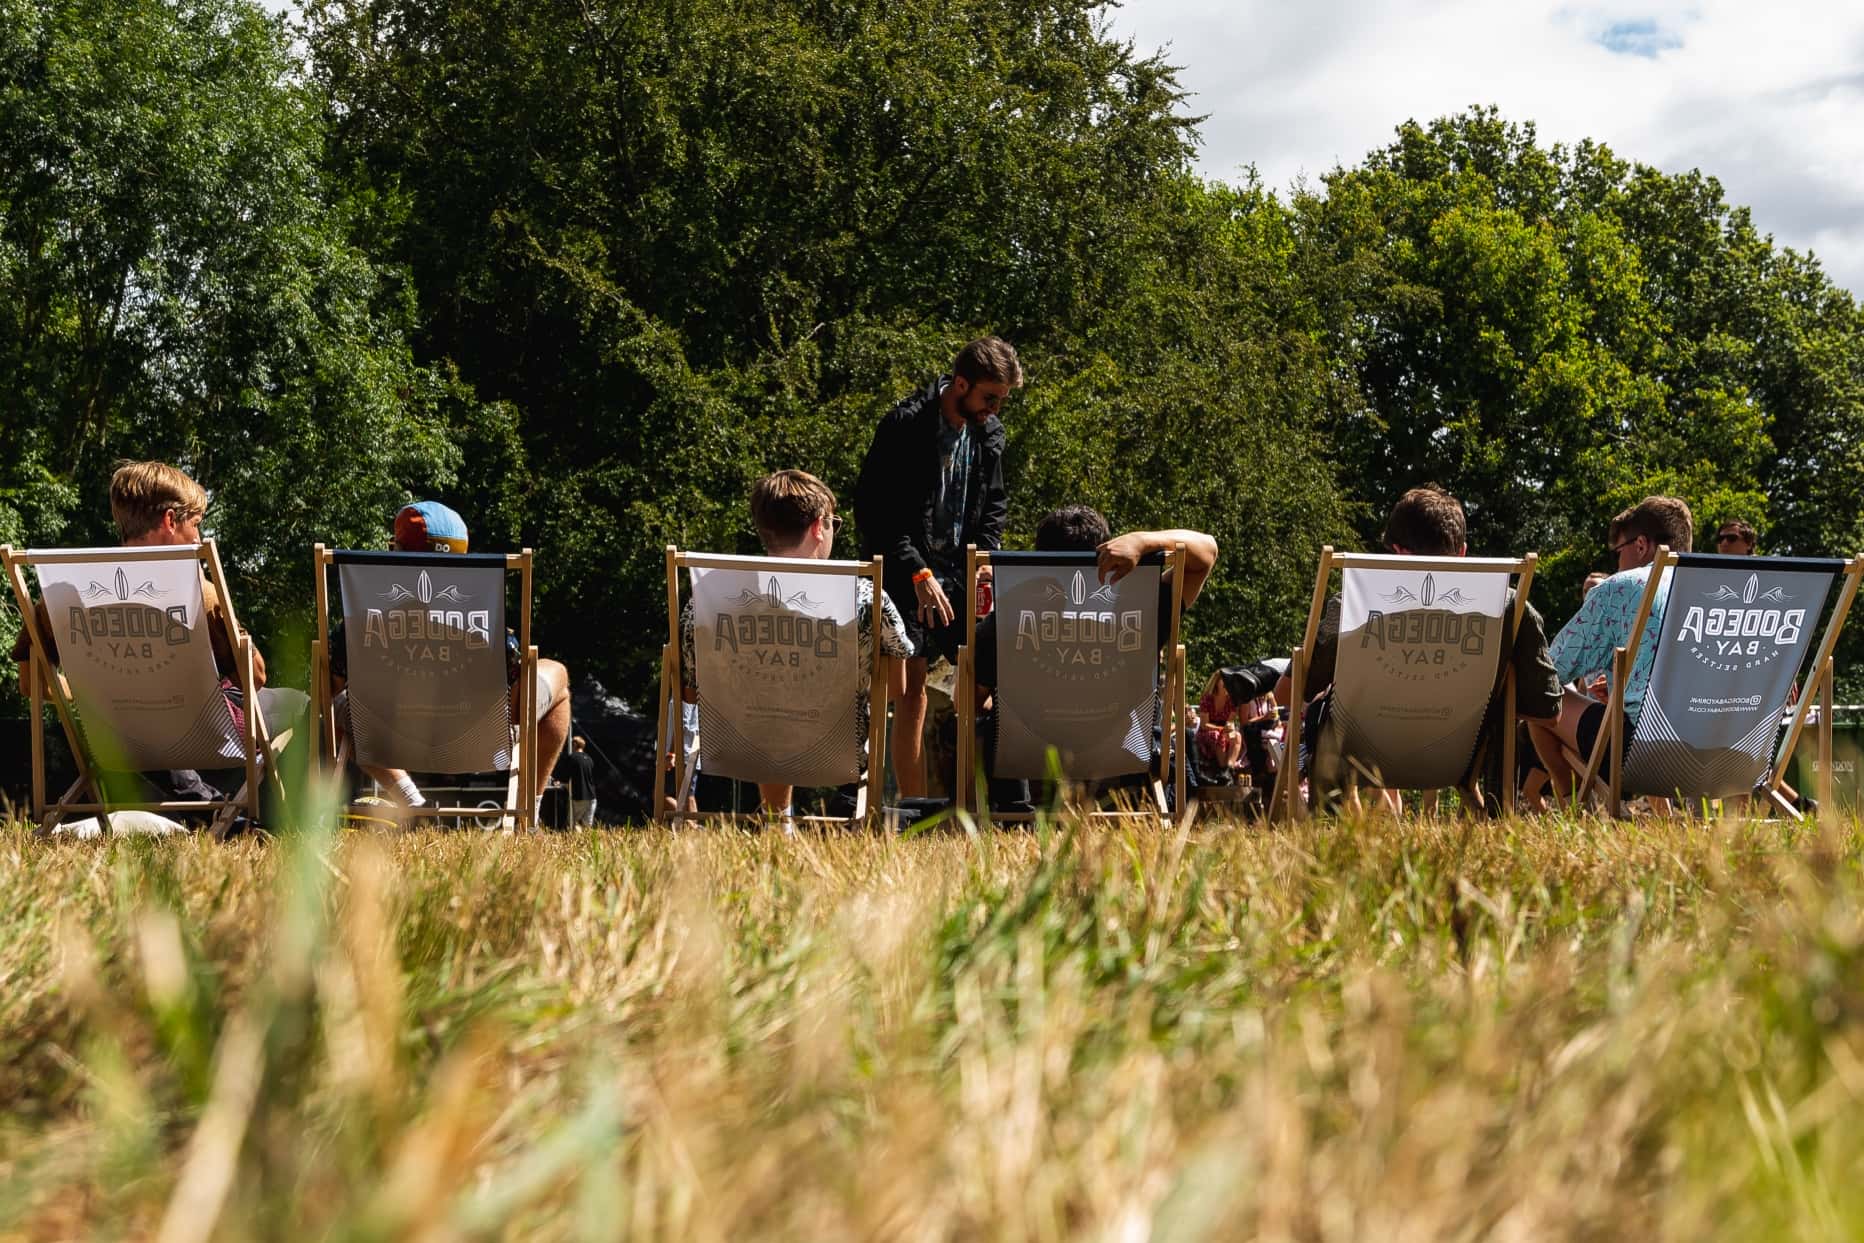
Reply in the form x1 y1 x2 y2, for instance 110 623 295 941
954 544 1189 824
655 548 889 825
2 541 286 836
1270 549 1539 821
311 547 539 831
1572 550 1864 819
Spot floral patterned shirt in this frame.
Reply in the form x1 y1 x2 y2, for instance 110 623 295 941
1548 564 1671 711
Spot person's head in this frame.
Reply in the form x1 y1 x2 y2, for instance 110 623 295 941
111 461 209 546
948 336 1023 427
749 469 840 559
1381 484 1467 557
571 736 587 754
1033 505 1111 552
1608 495 1693 571
393 501 470 553
1582 571 1608 596
1714 518 1757 555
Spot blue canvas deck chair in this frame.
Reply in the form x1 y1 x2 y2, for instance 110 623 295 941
1270 549 1540 821
2 541 288 837
655 548 890 826
1572 549 1864 819
311 546 539 830
953 544 1190 824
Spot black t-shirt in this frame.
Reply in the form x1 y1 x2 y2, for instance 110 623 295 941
561 751 596 800
974 578 1177 689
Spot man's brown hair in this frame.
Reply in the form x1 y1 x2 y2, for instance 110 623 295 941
1381 484 1466 556
952 336 1023 387
1613 495 1694 552
749 469 837 545
110 461 208 541
1715 517 1757 545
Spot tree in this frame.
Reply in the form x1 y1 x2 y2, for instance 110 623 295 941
0 0 495 682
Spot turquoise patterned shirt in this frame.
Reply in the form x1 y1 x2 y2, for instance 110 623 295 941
1548 564 1671 711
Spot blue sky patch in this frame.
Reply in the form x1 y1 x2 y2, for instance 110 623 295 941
1597 19 1684 58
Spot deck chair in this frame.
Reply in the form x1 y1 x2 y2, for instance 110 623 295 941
312 547 538 831
954 544 1189 825
1572 550 1864 819
655 548 889 825
1269 549 1539 821
2 541 288 837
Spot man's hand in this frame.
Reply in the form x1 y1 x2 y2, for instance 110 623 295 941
914 575 955 628
1096 533 1152 584
977 564 993 584
1584 673 1611 704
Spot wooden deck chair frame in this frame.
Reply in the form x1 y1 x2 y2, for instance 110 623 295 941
1269 548 1539 822
310 545 538 832
654 548 889 827
3 540 288 838
1570 549 1864 820
954 543 1190 826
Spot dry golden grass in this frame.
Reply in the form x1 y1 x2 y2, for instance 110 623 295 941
3 810 1864 1240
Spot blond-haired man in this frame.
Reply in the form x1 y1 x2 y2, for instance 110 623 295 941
679 469 913 817
11 460 305 805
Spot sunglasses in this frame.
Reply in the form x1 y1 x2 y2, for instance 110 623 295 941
1715 532 1746 545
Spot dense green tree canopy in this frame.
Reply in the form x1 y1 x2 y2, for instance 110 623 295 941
5 0 1863 705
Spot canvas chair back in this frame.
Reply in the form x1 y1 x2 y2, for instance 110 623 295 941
1578 550 1864 814
312 547 538 828
955 545 1189 822
1273 549 1537 820
655 548 888 824
2 541 269 831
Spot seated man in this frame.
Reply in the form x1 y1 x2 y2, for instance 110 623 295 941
328 501 571 817
1528 495 1693 796
678 469 913 817
967 507 1218 800
11 460 305 804
1274 485 1562 810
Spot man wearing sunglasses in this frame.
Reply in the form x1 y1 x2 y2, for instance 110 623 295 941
11 461 305 812
1714 519 1757 556
1528 495 1694 797
854 336 1020 796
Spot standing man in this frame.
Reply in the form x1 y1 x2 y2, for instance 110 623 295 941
854 337 1020 796
563 736 597 827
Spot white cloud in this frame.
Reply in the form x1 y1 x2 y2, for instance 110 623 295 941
1105 0 1864 293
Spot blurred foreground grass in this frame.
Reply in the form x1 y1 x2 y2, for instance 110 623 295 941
3 812 1864 1240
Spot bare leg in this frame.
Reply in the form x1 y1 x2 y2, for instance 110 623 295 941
757 783 793 815
1529 690 1597 803
893 657 928 797
513 658 572 806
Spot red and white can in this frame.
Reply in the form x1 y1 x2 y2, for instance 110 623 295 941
976 578 994 618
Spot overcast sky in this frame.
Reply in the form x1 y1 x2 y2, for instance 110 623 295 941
1103 0 1864 295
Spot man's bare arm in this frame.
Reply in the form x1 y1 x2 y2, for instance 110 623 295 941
1096 529 1219 605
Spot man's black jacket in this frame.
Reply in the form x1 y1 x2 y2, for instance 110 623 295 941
853 378 1008 596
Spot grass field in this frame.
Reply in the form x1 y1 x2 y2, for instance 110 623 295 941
3 810 1864 1240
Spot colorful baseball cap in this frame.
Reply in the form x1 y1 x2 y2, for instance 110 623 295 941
393 501 470 553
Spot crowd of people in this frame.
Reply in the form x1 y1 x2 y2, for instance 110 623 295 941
8 336 1791 828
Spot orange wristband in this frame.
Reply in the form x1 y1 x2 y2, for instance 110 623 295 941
912 568 934 584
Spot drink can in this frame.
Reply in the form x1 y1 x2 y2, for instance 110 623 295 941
976 578 994 618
